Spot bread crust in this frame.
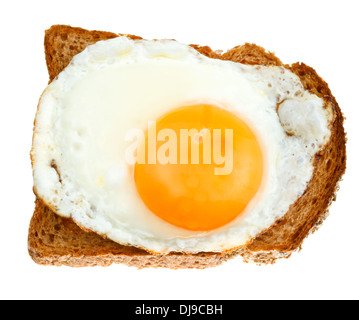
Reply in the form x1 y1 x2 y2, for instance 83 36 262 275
28 25 346 268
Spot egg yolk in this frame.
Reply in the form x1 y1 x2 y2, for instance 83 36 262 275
134 104 263 231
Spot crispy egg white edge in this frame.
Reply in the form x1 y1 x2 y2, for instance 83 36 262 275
32 36 332 253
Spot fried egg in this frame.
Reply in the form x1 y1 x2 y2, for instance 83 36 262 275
31 36 333 253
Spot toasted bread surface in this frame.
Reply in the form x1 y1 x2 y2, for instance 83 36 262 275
28 198 226 268
28 25 346 268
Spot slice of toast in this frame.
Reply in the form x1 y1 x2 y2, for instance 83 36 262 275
28 25 346 268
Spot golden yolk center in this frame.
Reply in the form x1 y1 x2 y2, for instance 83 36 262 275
134 104 263 231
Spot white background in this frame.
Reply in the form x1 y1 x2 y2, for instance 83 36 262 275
1 0 358 300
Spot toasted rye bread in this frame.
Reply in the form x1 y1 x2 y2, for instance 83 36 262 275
28 25 346 268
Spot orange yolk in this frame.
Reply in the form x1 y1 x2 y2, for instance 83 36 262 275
134 104 263 231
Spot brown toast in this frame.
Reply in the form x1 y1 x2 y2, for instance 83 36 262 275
28 25 346 268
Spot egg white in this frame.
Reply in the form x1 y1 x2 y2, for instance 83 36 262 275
32 36 332 253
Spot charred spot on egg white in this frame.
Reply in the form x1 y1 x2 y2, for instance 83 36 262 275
31 36 331 253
